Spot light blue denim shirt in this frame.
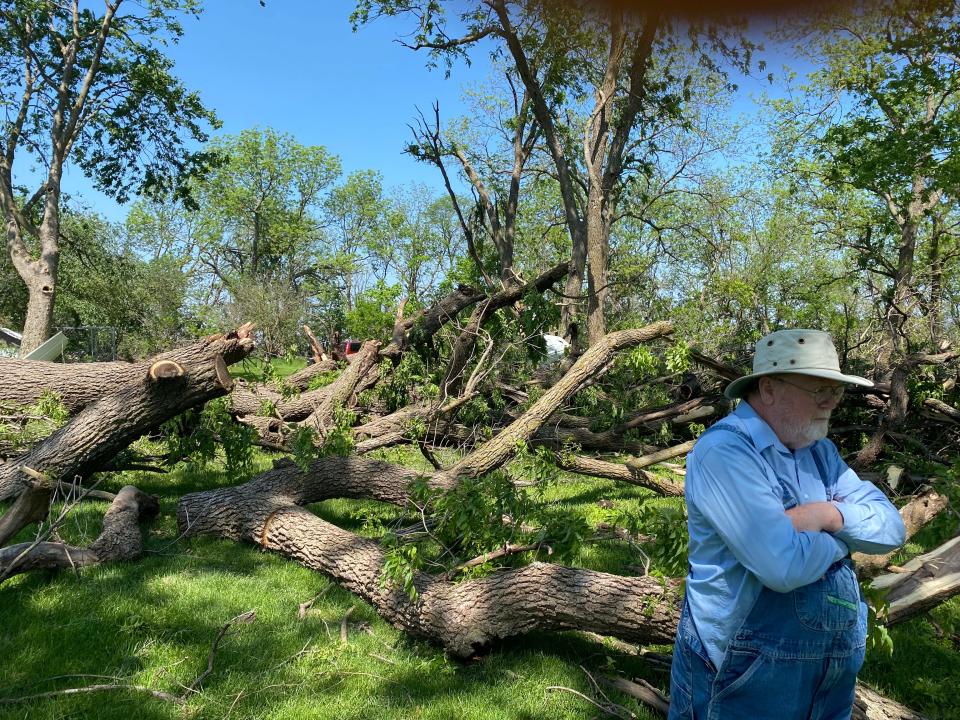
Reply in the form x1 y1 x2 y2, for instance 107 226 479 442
684 401 906 668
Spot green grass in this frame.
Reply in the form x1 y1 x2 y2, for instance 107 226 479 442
0 443 957 718
228 357 309 383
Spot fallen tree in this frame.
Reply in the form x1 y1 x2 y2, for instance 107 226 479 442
0 312 950 720
0 325 256 501
179 323 685 654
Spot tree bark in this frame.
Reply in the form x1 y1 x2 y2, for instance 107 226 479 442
177 457 681 657
554 453 684 496
0 325 255 501
872 533 960 626
853 490 948 577
1 328 256 415
0 476 51 546
432 322 672 487
0 485 158 582
852 684 925 720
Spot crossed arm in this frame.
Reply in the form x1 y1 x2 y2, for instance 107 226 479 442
786 502 844 533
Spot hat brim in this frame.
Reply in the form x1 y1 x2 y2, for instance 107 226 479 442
724 369 874 400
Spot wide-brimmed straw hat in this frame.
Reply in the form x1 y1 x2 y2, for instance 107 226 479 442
724 329 873 400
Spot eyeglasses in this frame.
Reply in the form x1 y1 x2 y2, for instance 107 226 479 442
773 376 845 404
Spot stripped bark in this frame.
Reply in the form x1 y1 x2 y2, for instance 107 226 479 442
853 490 949 577
852 685 925 720
873 533 960 625
555 453 684 497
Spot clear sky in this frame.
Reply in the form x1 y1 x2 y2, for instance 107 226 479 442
65 0 494 221
59 1 789 222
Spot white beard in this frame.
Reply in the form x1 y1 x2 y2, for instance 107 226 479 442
783 416 830 448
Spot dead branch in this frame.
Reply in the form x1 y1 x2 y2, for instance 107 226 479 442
431 322 673 487
445 542 548 579
0 486 159 582
302 324 325 364
184 610 256 696
597 675 669 715
381 284 488 359
0 684 184 706
689 349 742 382
554 453 683 497
298 586 332 619
625 441 696 473
340 606 356 644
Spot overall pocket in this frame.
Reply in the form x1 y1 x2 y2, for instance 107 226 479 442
794 561 861 632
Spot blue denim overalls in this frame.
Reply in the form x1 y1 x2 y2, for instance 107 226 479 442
668 425 868 720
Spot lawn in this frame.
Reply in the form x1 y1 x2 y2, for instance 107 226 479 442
0 441 957 719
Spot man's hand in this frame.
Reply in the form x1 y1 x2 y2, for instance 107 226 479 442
785 502 844 533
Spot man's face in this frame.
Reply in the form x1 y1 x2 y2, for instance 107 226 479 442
760 374 845 449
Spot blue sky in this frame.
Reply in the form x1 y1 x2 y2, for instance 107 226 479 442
63 0 493 221
59 1 789 222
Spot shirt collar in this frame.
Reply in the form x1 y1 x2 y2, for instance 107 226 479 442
732 400 791 454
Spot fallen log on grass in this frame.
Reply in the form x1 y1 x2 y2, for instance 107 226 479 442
0 325 256 501
0 485 158 583
872 532 960 625
177 459 682 657
179 324 681 654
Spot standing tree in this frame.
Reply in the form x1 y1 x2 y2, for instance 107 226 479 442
774 0 960 461
0 0 218 356
353 0 754 345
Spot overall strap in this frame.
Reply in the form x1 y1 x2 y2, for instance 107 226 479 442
808 442 836 498
703 423 835 504
701 423 803 509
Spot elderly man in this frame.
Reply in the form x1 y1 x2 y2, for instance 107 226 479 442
668 329 905 719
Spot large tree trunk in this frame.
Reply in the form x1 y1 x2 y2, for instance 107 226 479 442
16 266 57 357
0 325 256 501
177 456 681 657
0 326 266 415
6 191 60 357
178 323 678 653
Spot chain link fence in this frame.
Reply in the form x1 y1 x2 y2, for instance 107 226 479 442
55 326 117 362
